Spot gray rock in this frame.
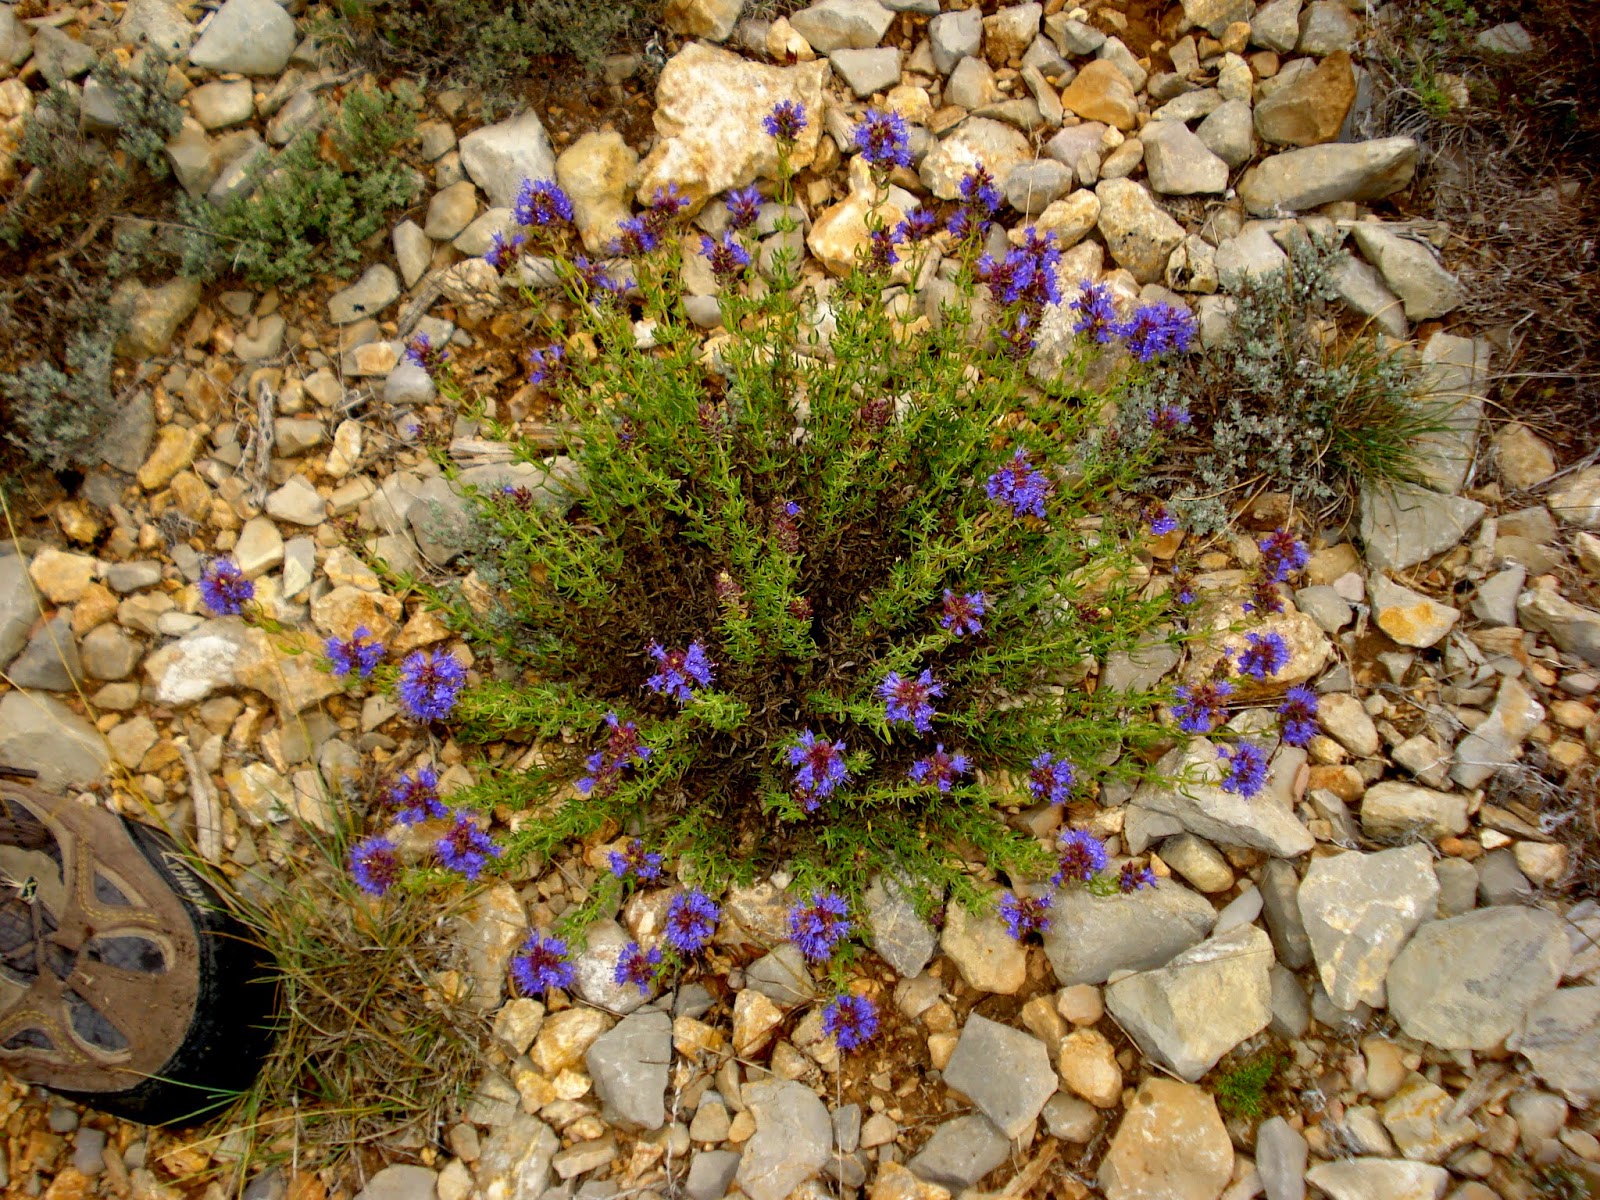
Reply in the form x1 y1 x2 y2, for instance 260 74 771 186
1476 20 1534 57
71 1127 107 1176
1130 738 1314 857
1359 780 1468 841
459 111 556 210
0 556 33 668
1331 255 1408 338
1269 962 1310 1038
1451 676 1544 788
1260 859 1312 970
1196 99 1257 169
928 6 982 74
736 1079 832 1200
1298 844 1439 1011
942 1014 1055 1138
265 475 325 526
1251 0 1302 53
1101 630 1182 694
1046 13 1104 55
788 0 894 53
1296 585 1352 633
189 0 297 75
1475 849 1532 907
329 264 401 324
906 1114 1010 1191
1350 223 1462 320
80 625 142 681
571 919 655 1014
586 1010 672 1130
1104 924 1274 1081
0 691 109 789
1238 136 1419 216
353 1166 437 1200
475 1114 559 1200
384 362 436 407
1004 159 1072 214
1305 1159 1448 1200
1359 483 1486 572
1141 119 1229 195
1182 0 1253 38
1519 588 1600 667
685 1150 742 1200
745 942 814 1005
208 137 270 206
189 80 255 130
829 47 901 97
33 27 96 83
393 219 431 288
120 0 194 58
1297 0 1360 54
1471 565 1525 626
266 90 326 145
1041 1093 1098 1142
1042 877 1216 985
1433 857 1478 917
235 314 286 360
864 874 938 978
1152 88 1223 123
1387 907 1570 1049
1510 986 1600 1103
1317 692 1378 757
1045 121 1107 169
9 615 81 692
1215 223 1289 288
1256 1117 1308 1200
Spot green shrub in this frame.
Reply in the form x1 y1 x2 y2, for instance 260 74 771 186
1214 1050 1282 1119
181 85 418 289
411 158 1189 915
0 317 121 472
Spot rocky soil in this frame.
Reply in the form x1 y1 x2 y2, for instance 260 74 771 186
1 0 1599 1199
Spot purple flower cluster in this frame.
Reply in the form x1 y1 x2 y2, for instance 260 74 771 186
1148 403 1191 434
1258 529 1310 584
763 100 808 143
578 712 652 797
822 993 878 1052
573 255 620 297
771 499 802 554
853 108 913 171
947 166 1003 241
980 228 1062 309
894 207 941 244
325 625 385 679
1071 281 1118 343
528 343 566 387
1173 679 1234 734
612 185 690 256
1028 752 1077 805
512 932 575 996
999 891 1052 941
436 812 501 880
199 559 254 616
788 891 852 962
1236 631 1290 680
1119 861 1158 893
404 332 450 376
940 589 986 637
665 889 719 954
390 766 448 825
788 730 850 810
609 838 664 883
726 185 762 230
879 669 942 733
986 448 1054 520
350 836 400 897
1115 303 1196 363
397 650 467 722
1053 829 1109 886
513 178 573 228
485 228 527 270
1278 686 1320 747
700 233 752 283
909 744 971 792
614 941 664 994
868 225 898 272
647 640 715 703
1146 503 1179 537
1218 741 1270 799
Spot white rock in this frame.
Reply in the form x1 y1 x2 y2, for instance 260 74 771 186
188 0 296 76
459 111 556 210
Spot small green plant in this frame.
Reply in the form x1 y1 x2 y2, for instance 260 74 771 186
0 318 122 471
181 84 418 289
1215 1050 1282 1120
1423 0 1481 44
1533 1164 1593 1200
92 57 187 177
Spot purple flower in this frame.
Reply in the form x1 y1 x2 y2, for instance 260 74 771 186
613 215 660 256
614 941 664 994
1173 679 1234 734
1071 281 1118 343
1243 576 1286 616
578 712 652 798
940 589 986 637
349 836 400 897
763 99 808 143
513 177 573 227
390 766 448 825
647 183 691 221
999 891 1052 940
1113 302 1196 362
852 108 913 171
404 332 449 375
435 811 501 880
700 233 752 283
726 185 762 230
1258 529 1310 584
665 889 719 955
868 225 898 271
986 448 1054 520
528 343 566 387
788 891 852 962
397 650 466 722
1052 829 1109 887
1278 686 1320 748
1236 631 1290 680
908 744 972 792
1027 752 1077 805
512 932 574 996
1148 403 1191 433
573 255 620 296
879 669 942 733
894 208 941 243
1119 861 1158 893
609 838 664 882
771 499 802 554
822 994 878 1052
787 730 851 808
199 559 253 615
325 624 385 680
484 228 526 270
646 640 715 703
959 165 1004 215
1218 742 1270 799
1146 503 1179 537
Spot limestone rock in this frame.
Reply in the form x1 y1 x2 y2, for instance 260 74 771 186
475 1114 559 1200
942 1014 1055 1137
1297 844 1438 1011
1359 781 1468 841
663 0 745 41
1095 178 1185 283
1350 223 1463 320
809 156 909 275
1519 587 1600 667
1130 738 1315 858
459 111 556 210
1140 120 1229 195
1369 574 1459 648
1450 676 1544 788
1380 1073 1479 1163
788 0 894 53
1042 877 1216 985
1098 1079 1233 1200
188 0 297 75
1253 49 1355 145
113 278 202 358
1549 466 1600 528
918 117 1033 201
556 132 638 255
1305 1160 1447 1200
1059 60 1138 130
1238 136 1419 215
940 898 1026 994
